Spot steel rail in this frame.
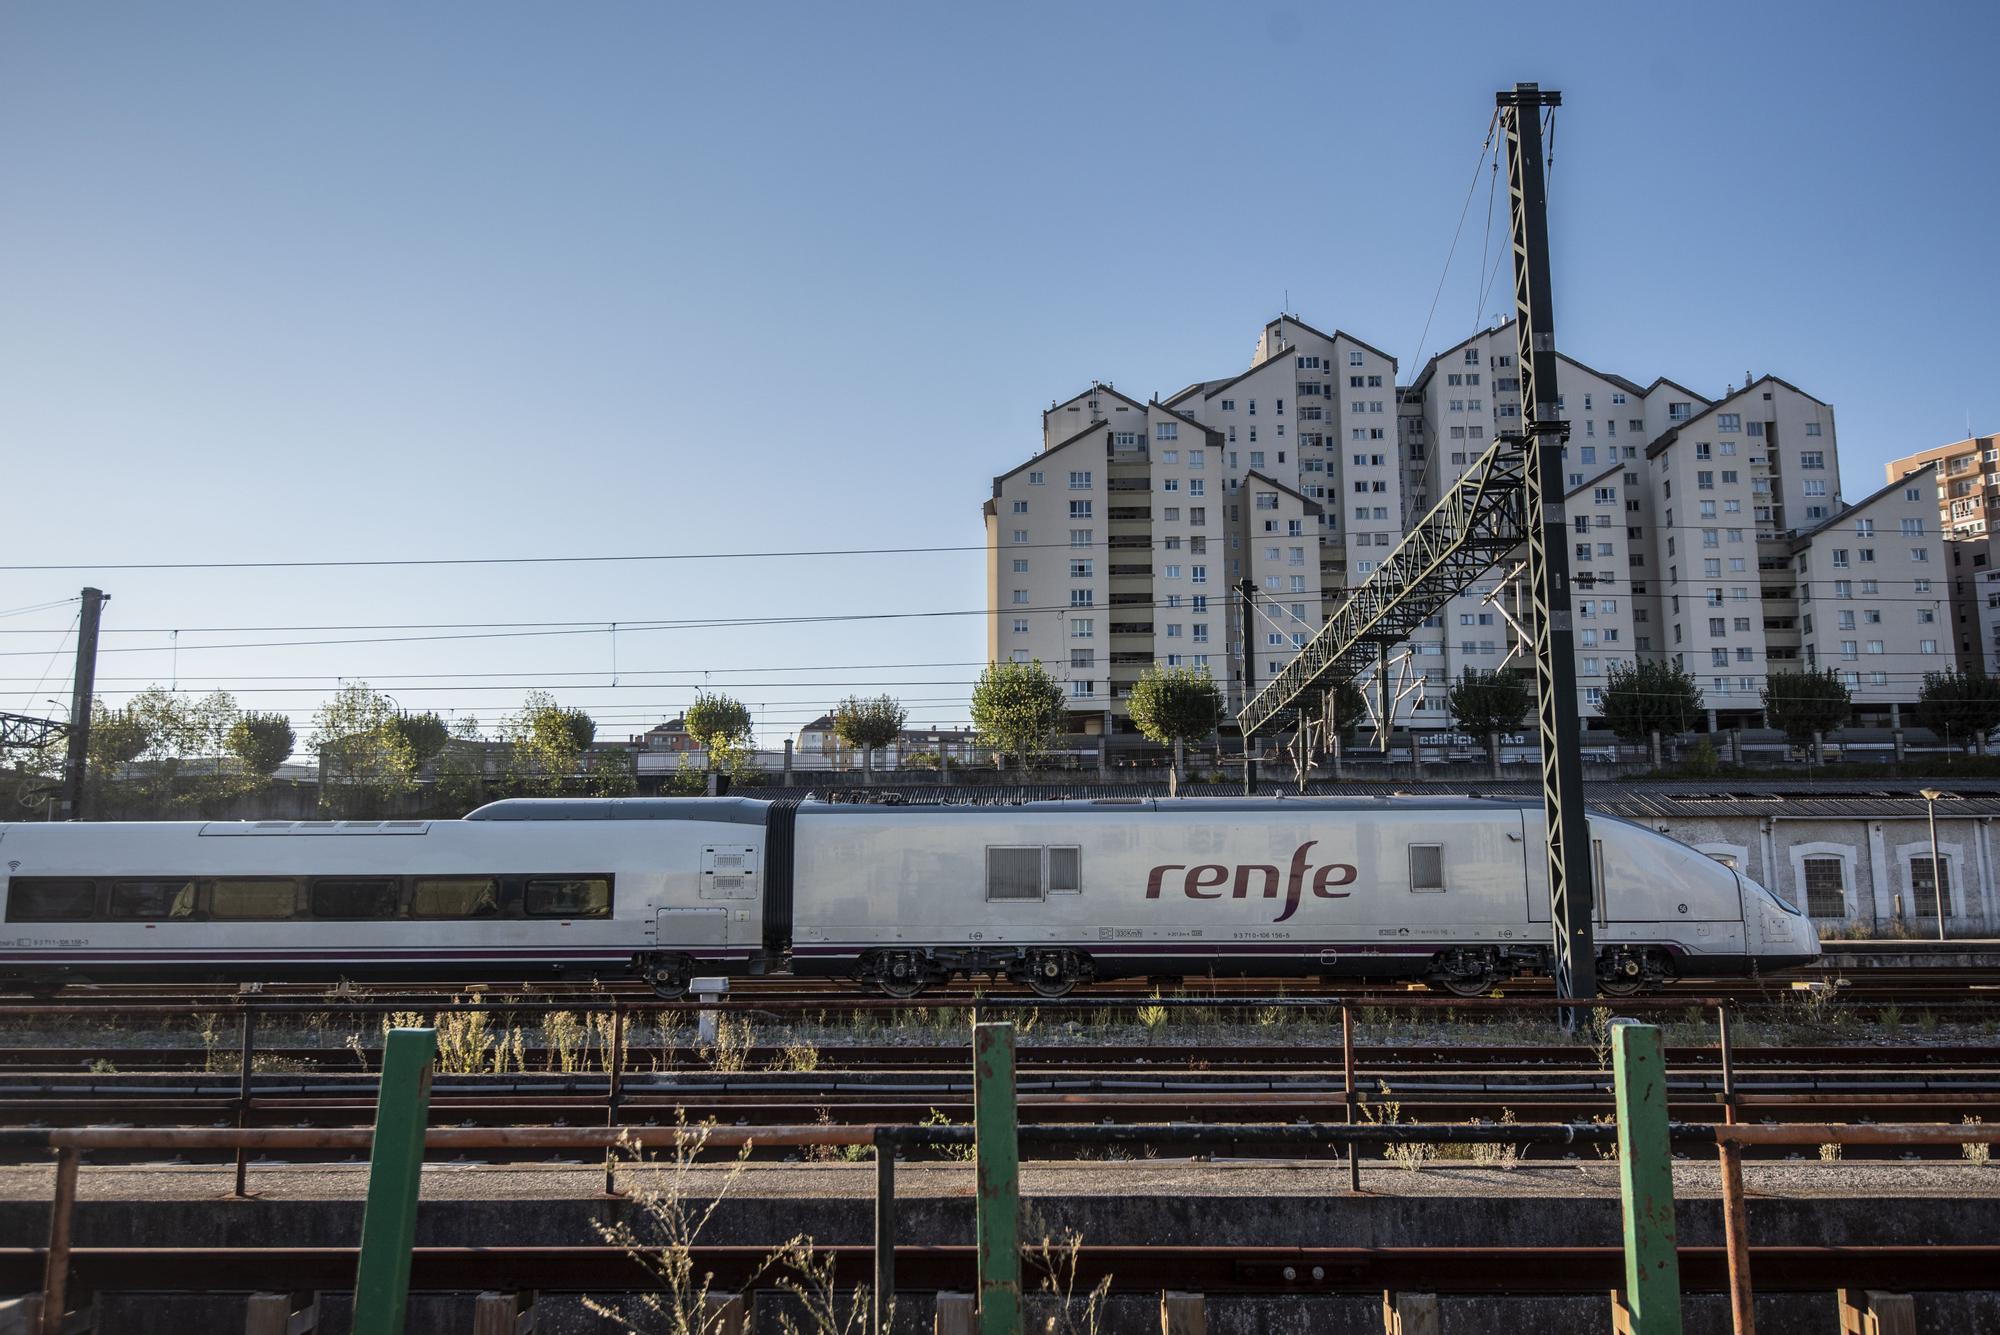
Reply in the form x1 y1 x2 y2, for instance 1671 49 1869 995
5 1244 2000 1297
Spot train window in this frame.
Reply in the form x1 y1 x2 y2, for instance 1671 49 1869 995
311 879 401 919
1046 846 1082 893
409 878 500 919
4 879 96 922
109 880 197 920
524 877 611 917
210 879 300 920
1408 844 1446 893
986 847 1044 902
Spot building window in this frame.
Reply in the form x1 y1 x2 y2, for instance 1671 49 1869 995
1069 500 1093 519
1155 422 1178 440
1070 619 1093 638
1069 589 1093 607
1802 857 1847 917
1910 857 1952 919
1068 470 1092 489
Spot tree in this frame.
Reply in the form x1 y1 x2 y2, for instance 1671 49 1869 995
591 747 638 797
1326 680 1369 743
431 715 490 816
1446 668 1532 766
120 687 254 816
502 692 598 796
228 713 296 778
684 692 755 792
1126 665 1223 784
311 683 417 818
830 694 907 785
1762 669 1851 751
1596 659 1703 745
969 660 1067 770
388 712 452 771
1912 667 2000 754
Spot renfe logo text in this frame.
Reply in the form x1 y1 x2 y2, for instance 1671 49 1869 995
1144 841 1354 923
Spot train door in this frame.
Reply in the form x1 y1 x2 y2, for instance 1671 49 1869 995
1524 810 1551 923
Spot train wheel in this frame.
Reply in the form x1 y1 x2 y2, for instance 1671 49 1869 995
1425 949 1500 997
1596 949 1654 996
869 951 931 999
647 954 693 999
1019 950 1087 998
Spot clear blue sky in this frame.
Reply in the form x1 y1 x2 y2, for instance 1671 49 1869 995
4 1 1995 749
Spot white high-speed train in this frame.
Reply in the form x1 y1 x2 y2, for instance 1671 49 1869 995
0 795 1819 997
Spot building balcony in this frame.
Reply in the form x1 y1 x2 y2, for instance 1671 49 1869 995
1108 507 1150 522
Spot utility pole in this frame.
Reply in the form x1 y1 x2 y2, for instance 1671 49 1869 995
60 588 108 822
1238 579 1258 795
1499 83 1598 1013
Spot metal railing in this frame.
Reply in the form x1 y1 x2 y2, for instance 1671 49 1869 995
6 1017 1999 1335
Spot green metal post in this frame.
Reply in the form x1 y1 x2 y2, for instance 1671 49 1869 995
352 1027 438 1335
973 1021 1020 1335
1612 1020 1683 1334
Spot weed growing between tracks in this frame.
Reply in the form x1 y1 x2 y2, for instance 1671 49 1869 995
590 1114 883 1335
1025 1208 1113 1335
1964 1117 1991 1166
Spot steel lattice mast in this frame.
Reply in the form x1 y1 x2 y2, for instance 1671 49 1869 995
1499 84 1597 1005
1236 83 1596 1013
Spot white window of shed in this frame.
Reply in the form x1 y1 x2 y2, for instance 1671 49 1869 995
1047 846 1082 893
987 847 1044 902
1409 844 1445 893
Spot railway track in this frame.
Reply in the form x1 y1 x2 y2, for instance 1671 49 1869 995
5 1046 1996 1151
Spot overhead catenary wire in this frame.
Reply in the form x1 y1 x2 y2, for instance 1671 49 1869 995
1404 112 1499 392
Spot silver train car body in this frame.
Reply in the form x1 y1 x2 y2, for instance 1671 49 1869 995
0 795 1819 996
788 796 1820 995
0 799 772 993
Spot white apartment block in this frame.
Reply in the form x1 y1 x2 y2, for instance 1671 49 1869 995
986 313 1946 739
1790 465 1945 705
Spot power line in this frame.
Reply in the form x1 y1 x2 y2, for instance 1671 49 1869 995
0 537 1130 574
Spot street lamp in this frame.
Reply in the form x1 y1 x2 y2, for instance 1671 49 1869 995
1919 788 1956 941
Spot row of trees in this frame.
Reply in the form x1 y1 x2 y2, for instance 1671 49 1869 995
23 687 302 819
961 658 2000 777
33 659 2000 819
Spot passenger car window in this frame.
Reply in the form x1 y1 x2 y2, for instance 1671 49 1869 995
210 879 299 920
524 877 611 917
409 878 499 919
4 879 95 922
110 880 197 920
311 879 401 919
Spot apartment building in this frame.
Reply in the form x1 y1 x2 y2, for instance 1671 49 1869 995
985 398 1226 723
1888 434 2000 538
986 313 1937 737
1886 435 2000 672
1789 465 1945 705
